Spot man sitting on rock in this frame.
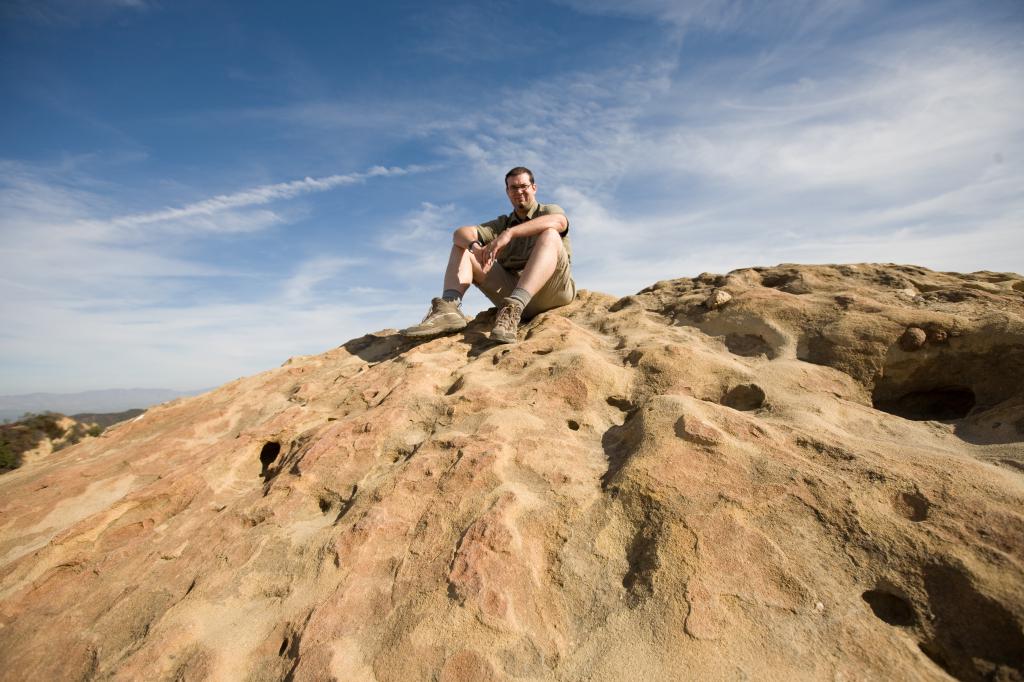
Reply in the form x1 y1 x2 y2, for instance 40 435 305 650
402 166 576 343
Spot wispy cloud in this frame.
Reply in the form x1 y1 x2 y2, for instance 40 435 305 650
554 0 865 34
84 165 429 236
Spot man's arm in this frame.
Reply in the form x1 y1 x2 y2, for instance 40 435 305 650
503 213 568 238
482 213 567 269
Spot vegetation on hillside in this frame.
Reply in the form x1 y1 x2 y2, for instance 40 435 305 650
0 410 139 472
71 409 145 429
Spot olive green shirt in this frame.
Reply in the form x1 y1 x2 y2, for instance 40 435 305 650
476 202 572 272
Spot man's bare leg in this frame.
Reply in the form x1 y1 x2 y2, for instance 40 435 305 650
513 228 561 294
442 244 475 295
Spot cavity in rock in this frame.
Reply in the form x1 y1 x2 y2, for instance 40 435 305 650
623 521 660 608
260 441 282 479
721 384 766 411
893 491 930 522
725 333 775 359
873 386 975 421
862 589 916 627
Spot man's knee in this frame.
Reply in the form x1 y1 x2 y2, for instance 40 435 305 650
536 228 561 247
453 225 478 244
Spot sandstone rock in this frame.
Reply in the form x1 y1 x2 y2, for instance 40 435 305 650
705 289 732 309
899 326 928 351
673 413 723 446
1 264 1022 682
895 287 920 300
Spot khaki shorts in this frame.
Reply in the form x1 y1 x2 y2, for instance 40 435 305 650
476 243 576 319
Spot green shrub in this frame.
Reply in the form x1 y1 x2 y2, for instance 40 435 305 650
0 440 21 471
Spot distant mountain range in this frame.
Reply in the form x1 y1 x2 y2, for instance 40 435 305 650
0 388 205 423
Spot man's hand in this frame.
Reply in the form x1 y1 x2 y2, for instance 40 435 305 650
482 230 513 272
469 242 490 272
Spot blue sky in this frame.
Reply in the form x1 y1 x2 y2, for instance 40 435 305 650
1 0 1022 395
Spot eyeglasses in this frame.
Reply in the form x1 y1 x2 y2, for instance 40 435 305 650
507 183 533 192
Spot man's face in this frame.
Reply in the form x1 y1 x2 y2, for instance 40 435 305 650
506 173 536 212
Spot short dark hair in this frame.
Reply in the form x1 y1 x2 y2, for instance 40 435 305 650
505 166 535 186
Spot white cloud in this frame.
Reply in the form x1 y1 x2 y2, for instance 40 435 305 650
379 201 461 278
0 293 420 393
281 256 363 305
658 37 1023 193
554 0 865 34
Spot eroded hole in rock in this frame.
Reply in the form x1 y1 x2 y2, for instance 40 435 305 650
893 491 930 522
721 384 766 411
567 419 580 431
318 497 332 513
334 485 358 524
870 338 1024 428
862 589 916 627
624 350 644 367
1013 281 1024 293
724 333 776 359
278 637 289 656
760 272 796 289
601 425 631 488
259 441 281 479
623 523 659 608
606 396 636 413
873 386 975 421
446 376 465 396
601 399 646 490
923 563 1024 680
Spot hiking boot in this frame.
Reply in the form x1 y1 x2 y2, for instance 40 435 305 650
490 298 524 344
402 298 469 337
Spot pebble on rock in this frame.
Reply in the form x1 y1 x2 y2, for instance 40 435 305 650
705 289 733 310
899 327 927 351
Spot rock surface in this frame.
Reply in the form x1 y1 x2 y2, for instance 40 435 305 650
1 263 1023 682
